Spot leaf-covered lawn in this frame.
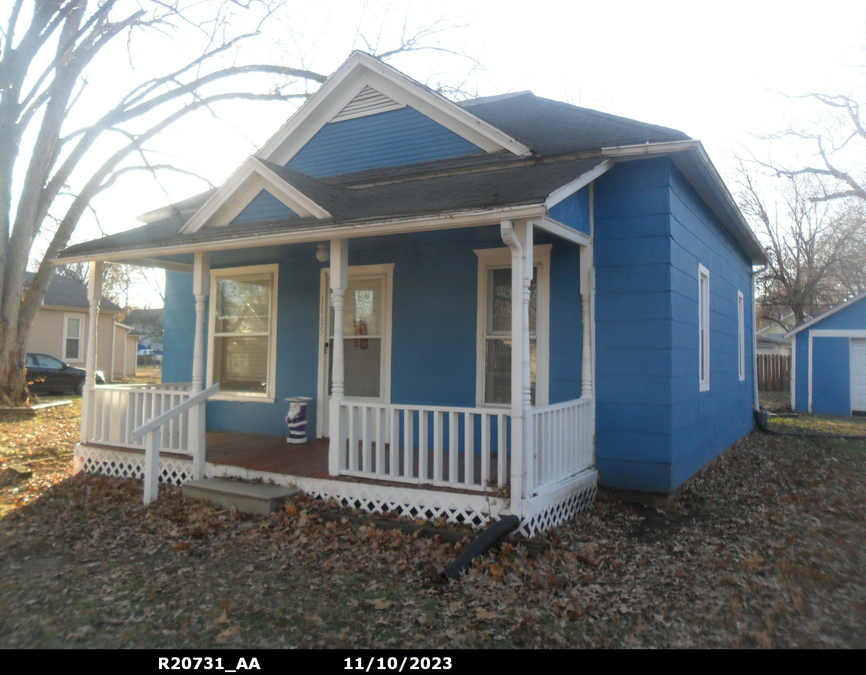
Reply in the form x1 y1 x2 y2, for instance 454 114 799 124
0 406 864 648
767 412 866 437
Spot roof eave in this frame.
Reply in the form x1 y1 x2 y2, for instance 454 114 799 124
53 203 548 265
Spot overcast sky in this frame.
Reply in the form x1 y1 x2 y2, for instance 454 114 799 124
45 0 866 305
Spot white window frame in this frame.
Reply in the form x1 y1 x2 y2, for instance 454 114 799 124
737 290 745 381
474 245 551 408
698 263 710 392
62 313 85 363
207 264 279 403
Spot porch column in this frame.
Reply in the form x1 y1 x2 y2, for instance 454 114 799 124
501 220 533 512
580 243 594 398
328 238 349 475
80 261 103 444
189 252 210 479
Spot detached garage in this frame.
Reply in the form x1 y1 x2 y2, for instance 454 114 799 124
787 291 866 416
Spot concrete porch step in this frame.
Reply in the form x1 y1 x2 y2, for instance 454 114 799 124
182 478 300 516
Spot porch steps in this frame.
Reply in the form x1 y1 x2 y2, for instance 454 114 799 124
182 478 300 516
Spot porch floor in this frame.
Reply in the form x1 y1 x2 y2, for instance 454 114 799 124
206 432 330 477
205 432 509 490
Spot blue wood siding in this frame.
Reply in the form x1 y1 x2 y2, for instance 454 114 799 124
231 189 297 224
795 332 809 411
593 158 755 494
548 185 590 234
548 187 590 235
811 337 850 415
286 106 483 177
161 229 581 438
792 295 866 413
593 159 676 493
667 164 754 491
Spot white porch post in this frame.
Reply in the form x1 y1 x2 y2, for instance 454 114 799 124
189 251 210 479
80 261 103 444
501 220 533 513
328 239 349 475
580 243 594 398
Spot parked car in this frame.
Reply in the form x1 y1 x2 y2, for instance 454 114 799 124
25 353 104 395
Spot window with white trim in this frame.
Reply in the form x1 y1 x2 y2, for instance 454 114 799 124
698 264 710 391
737 290 745 381
208 265 278 399
475 246 550 407
63 314 83 362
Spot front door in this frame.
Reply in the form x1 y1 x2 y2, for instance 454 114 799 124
317 264 393 436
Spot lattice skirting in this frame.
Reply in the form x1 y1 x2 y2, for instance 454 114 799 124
73 444 194 487
208 463 511 529
519 469 598 537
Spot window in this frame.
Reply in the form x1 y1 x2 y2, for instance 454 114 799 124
475 246 550 407
63 314 83 362
208 265 278 400
698 264 710 391
737 290 745 381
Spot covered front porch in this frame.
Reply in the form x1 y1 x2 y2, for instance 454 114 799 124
71 217 598 536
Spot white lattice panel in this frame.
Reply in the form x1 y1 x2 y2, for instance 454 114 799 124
520 469 598 537
207 463 511 529
74 444 194 487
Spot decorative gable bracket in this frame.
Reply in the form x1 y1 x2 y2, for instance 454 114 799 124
180 157 331 234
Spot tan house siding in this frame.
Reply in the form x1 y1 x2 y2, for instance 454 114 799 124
26 307 126 380
125 334 138 376
27 309 66 358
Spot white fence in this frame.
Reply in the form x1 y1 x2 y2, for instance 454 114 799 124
338 402 510 491
85 383 193 454
529 398 594 492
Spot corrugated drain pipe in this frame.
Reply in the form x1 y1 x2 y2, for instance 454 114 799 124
440 515 521 580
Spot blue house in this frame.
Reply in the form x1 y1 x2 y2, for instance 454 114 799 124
787 292 866 416
57 53 766 535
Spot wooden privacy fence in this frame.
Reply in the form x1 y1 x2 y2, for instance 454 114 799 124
758 354 790 391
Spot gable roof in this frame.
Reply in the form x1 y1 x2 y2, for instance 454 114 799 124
25 272 123 312
54 55 766 265
785 291 866 338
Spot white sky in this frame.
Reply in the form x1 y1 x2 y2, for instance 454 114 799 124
37 0 866 306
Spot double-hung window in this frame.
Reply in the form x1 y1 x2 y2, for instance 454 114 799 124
208 265 278 400
63 314 84 362
476 246 550 407
737 290 745 381
698 264 710 391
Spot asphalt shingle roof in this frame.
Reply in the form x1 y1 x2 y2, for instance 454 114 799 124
57 92 692 260
25 272 124 312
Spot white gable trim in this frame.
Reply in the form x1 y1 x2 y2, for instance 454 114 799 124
257 52 531 166
180 157 331 234
545 159 613 210
785 291 866 338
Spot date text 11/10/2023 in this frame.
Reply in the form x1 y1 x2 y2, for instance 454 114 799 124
344 657 452 671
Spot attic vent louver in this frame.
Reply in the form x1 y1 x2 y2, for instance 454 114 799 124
330 86 405 123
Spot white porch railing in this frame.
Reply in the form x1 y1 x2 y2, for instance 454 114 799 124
337 401 510 491
529 397 594 493
85 383 194 453
131 383 220 504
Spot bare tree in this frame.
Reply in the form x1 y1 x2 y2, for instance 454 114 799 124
0 1 476 405
737 164 866 327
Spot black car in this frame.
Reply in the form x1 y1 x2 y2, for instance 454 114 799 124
25 353 105 395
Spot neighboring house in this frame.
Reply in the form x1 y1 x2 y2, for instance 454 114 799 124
124 308 164 351
787 291 866 416
756 312 803 356
25 272 138 381
55 53 766 535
